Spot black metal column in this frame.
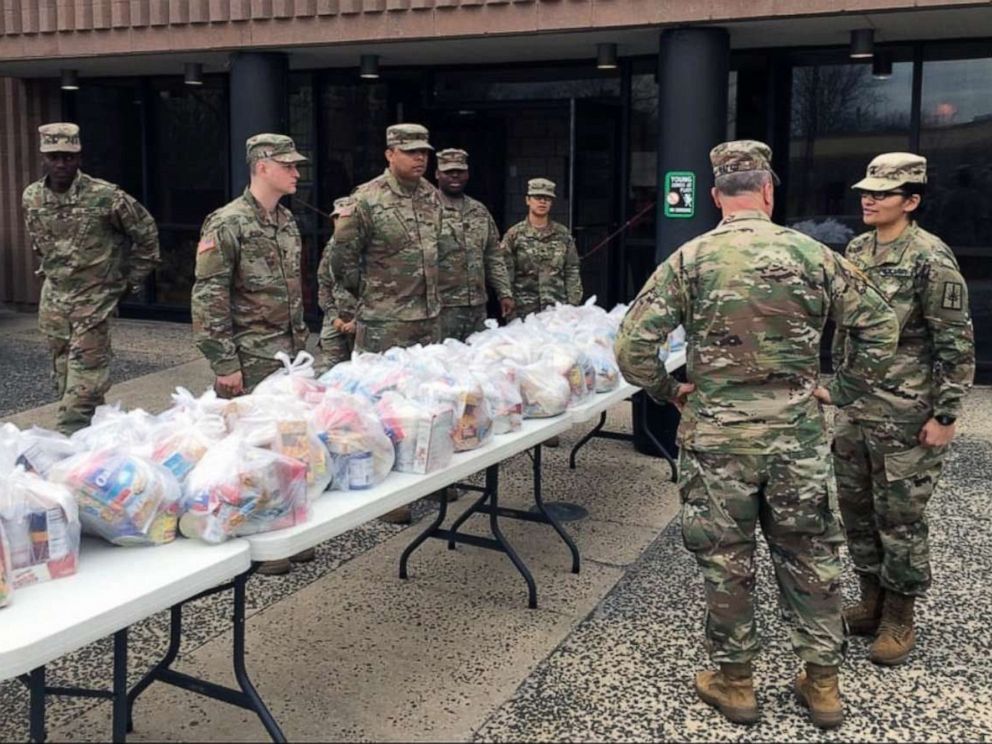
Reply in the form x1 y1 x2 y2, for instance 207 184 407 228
228 52 289 197
633 27 729 459
655 26 730 263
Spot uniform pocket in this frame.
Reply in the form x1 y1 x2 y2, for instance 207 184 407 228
883 445 942 483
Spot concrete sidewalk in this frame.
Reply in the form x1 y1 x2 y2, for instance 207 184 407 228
2 311 990 742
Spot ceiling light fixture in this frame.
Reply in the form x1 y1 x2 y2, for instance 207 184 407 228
849 28 874 59
596 42 618 70
184 62 204 86
872 51 893 79
360 54 380 80
60 69 79 91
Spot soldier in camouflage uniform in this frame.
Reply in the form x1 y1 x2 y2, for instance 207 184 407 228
615 141 899 729
435 148 515 341
501 178 583 319
316 196 359 372
823 153 975 667
191 133 311 574
331 123 443 524
331 123 442 356
22 123 160 435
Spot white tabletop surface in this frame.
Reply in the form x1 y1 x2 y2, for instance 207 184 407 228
0 536 250 681
245 412 575 561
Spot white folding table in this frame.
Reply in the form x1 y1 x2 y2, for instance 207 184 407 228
0 537 253 743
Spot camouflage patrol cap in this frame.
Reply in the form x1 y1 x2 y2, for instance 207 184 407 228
852 152 927 191
245 133 308 165
710 139 780 185
331 196 356 218
527 178 557 198
38 122 81 153
386 123 433 151
437 148 469 172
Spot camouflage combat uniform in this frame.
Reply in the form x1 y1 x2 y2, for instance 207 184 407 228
317 235 357 371
615 202 899 668
331 139 443 354
23 153 159 434
833 223 974 596
501 218 582 319
191 186 309 391
438 191 512 341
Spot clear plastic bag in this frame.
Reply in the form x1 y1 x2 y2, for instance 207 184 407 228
515 360 571 418
418 372 493 452
0 466 81 588
229 398 333 501
309 391 395 490
51 449 181 547
70 404 157 452
0 523 13 608
470 365 523 435
148 411 227 484
15 427 79 476
254 351 327 405
375 391 454 474
180 435 310 544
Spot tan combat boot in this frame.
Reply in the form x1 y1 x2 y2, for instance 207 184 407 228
694 662 759 725
870 592 916 666
794 663 844 729
381 505 412 525
844 573 884 636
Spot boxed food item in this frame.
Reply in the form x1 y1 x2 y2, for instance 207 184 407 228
14 427 79 477
0 467 80 588
418 374 493 452
375 391 454 474
180 435 309 544
51 449 181 547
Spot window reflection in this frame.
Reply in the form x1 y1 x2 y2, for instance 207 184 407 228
787 61 913 246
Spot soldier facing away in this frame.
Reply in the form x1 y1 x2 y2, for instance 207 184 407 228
190 133 312 575
22 122 160 435
434 148 515 340
316 196 359 373
819 153 975 666
501 177 583 320
330 123 444 524
614 140 900 729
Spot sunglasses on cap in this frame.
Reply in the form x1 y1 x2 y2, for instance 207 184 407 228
859 190 909 201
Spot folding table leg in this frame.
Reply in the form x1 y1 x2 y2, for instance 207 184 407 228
531 443 581 575
232 572 287 743
486 465 538 609
127 605 182 733
399 489 449 580
28 666 46 744
112 629 128 743
569 411 608 469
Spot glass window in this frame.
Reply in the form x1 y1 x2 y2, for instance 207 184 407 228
628 73 658 241
72 82 143 199
434 67 620 104
786 61 913 246
918 57 992 250
918 55 992 378
147 77 228 307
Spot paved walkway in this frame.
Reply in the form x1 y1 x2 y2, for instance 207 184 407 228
1 309 990 742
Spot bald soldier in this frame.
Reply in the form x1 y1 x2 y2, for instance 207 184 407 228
434 148 515 340
501 177 583 319
330 123 444 524
22 123 160 435
331 123 443 356
191 133 311 575
615 140 899 729
316 196 359 371
822 153 975 667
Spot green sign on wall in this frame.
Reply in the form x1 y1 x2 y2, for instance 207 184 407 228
663 171 695 219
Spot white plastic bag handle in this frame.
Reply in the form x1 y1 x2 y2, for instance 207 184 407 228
274 350 316 377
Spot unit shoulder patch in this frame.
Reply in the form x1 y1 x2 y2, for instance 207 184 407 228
942 281 965 311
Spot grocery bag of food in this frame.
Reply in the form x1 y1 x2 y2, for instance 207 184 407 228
375 391 454 474
0 466 80 588
0 522 13 608
254 351 327 405
180 434 309 544
309 391 395 490
51 449 181 547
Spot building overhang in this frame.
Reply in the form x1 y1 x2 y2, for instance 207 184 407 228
0 2 990 79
